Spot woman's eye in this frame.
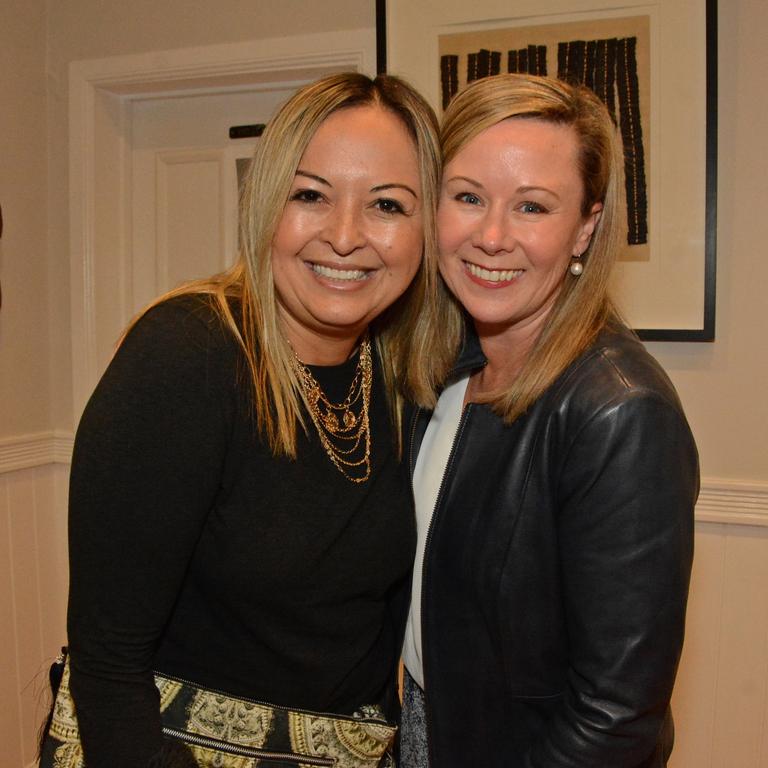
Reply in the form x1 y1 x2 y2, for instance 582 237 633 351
290 189 323 204
374 198 406 215
456 192 481 205
520 201 547 214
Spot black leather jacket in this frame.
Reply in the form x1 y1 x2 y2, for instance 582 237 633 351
408 323 698 768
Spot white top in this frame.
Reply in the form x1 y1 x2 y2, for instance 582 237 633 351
402 373 470 689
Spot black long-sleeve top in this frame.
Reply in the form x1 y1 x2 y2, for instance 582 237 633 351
67 295 416 768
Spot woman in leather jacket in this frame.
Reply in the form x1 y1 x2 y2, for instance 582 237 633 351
399 74 699 768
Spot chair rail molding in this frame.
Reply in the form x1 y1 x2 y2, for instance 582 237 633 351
694 477 768 527
0 432 75 474
1 431 765 529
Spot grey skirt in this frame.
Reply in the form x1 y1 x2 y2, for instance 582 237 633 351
399 668 429 768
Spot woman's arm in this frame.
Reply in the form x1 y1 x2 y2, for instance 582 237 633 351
67 299 235 768
526 389 698 767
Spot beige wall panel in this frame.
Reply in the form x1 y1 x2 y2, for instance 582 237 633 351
0 475 28 767
6 470 50 766
47 0 374 63
762 673 768 768
670 523 727 767
710 526 768 767
0 463 69 768
0 0 50 439
35 464 69 659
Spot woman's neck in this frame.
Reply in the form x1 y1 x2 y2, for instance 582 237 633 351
283 319 366 366
470 315 545 398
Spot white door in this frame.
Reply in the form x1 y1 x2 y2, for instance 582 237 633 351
130 87 294 313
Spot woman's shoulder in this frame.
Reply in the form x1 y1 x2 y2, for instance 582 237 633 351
554 322 685 417
126 293 241 354
140 292 234 329
80 293 246 443
101 294 247 399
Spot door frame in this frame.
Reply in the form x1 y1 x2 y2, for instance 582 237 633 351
69 29 376 417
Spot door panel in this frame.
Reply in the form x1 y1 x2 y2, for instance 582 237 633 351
156 150 227 292
130 87 294 313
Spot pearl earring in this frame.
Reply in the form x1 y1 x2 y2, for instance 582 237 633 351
569 254 583 276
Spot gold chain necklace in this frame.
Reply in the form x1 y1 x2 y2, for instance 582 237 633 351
291 338 372 483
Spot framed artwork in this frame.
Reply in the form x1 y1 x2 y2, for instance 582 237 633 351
377 0 717 341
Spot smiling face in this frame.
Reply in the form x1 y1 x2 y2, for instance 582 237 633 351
438 117 602 346
271 104 423 362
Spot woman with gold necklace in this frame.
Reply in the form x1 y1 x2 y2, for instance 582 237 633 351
40 73 443 768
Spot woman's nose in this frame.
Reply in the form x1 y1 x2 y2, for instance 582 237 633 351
471 208 515 255
323 203 366 256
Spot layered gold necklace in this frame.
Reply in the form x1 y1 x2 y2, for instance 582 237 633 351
291 338 372 483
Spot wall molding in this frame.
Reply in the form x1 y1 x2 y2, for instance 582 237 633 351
694 477 768 527
0 432 74 474
1 433 767 528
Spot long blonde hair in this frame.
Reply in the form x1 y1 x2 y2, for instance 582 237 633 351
435 73 624 422
126 72 444 455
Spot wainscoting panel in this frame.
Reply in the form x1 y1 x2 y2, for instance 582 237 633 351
0 475 25 768
7 468 45 765
670 524 726 767
0 462 69 768
37 466 69 660
671 522 768 767
711 525 768 767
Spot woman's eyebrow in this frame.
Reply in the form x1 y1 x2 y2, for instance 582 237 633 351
372 182 418 198
446 176 561 200
295 170 330 186
516 185 561 201
445 175 482 188
294 173 417 199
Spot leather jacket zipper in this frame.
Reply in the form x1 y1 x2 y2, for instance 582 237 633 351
407 406 422 481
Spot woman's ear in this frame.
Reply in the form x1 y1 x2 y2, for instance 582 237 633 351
574 202 603 255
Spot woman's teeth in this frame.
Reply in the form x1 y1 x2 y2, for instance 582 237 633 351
311 263 370 281
466 262 523 282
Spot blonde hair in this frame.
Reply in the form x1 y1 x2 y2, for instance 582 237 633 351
125 72 443 456
435 73 624 422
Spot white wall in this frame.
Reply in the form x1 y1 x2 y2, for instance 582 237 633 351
644 0 768 485
0 7 62 759
664 2 768 764
0 0 50 437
